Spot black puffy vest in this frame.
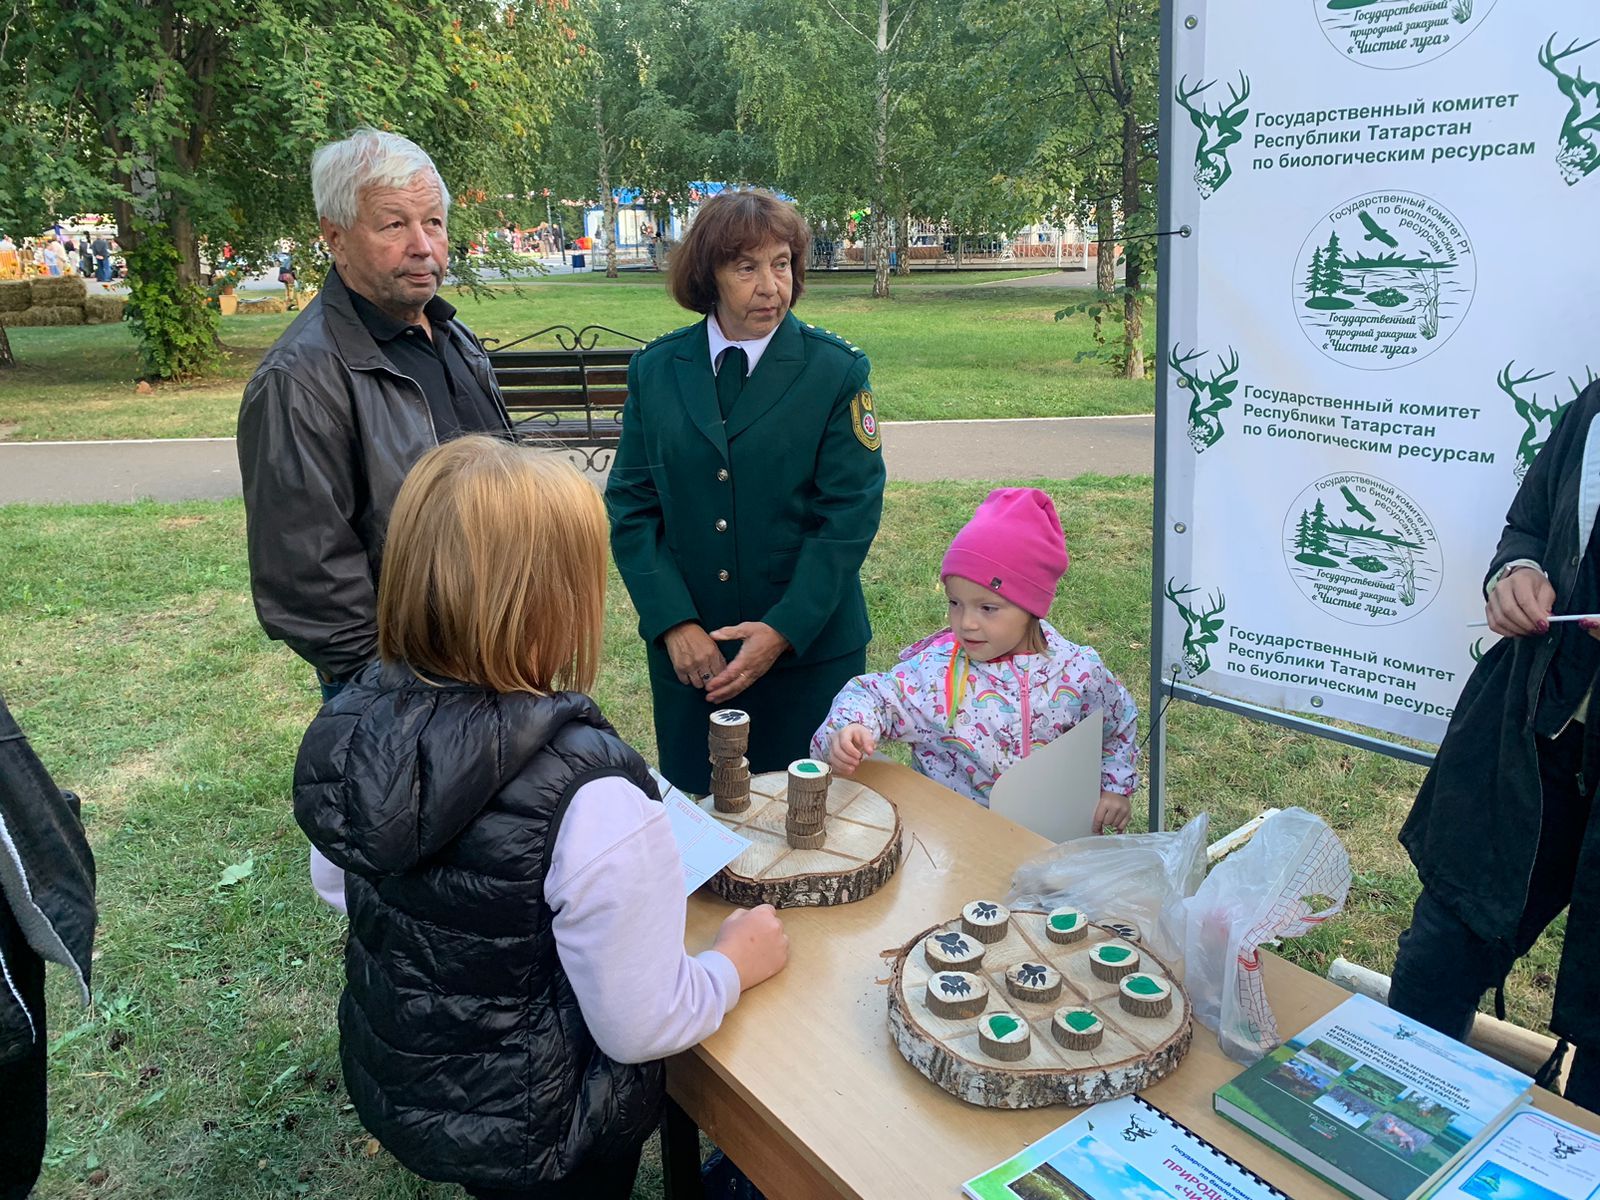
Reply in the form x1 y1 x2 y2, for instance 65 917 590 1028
293 662 664 1189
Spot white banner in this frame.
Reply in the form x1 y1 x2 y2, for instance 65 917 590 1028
1161 0 1600 743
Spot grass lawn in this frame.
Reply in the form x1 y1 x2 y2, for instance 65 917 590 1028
0 478 1559 1198
0 274 1155 442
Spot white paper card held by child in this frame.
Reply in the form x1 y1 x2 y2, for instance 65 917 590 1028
649 769 751 895
988 708 1102 843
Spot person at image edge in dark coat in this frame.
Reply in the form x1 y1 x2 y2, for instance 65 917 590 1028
1392 379 1600 1113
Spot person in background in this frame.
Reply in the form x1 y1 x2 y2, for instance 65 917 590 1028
275 246 298 310
90 232 111 282
295 436 788 1198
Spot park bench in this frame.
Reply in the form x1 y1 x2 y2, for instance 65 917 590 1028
485 324 644 471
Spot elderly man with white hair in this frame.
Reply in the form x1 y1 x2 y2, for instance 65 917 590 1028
238 128 512 698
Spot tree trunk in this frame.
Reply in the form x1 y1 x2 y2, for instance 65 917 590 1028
594 90 617 279
895 208 911 277
954 224 963 270
1120 108 1145 380
871 0 891 299
0 323 13 368
1095 198 1116 296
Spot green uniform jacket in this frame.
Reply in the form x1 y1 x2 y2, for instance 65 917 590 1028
606 312 886 667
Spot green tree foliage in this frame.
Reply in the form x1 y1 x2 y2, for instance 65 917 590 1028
0 0 579 378
965 0 1160 378
730 0 1014 297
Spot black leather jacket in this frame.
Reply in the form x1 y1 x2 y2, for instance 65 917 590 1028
237 270 511 680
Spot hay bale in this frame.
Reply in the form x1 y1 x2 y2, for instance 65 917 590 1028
237 296 287 315
82 294 126 325
29 276 87 306
0 305 86 327
0 280 31 312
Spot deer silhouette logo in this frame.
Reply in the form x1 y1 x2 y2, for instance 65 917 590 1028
1166 580 1225 677
1540 35 1600 185
1174 73 1251 198
1498 360 1595 481
1169 345 1240 453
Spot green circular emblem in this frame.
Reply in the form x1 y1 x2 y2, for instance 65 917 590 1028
1284 472 1441 626
1293 191 1475 371
1313 0 1499 69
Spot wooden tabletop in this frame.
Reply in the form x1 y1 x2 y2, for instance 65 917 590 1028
671 759 1599 1199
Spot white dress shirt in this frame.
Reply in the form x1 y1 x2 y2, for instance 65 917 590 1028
707 311 779 377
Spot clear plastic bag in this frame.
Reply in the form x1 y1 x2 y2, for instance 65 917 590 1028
1006 814 1210 966
1180 807 1350 1064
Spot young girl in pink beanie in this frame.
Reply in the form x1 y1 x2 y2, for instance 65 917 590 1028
811 487 1139 831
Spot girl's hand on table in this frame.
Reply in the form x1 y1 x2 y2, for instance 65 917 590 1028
1093 790 1131 834
829 725 877 776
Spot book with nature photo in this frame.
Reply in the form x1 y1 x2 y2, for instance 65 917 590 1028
962 1094 1288 1200
1214 993 1532 1200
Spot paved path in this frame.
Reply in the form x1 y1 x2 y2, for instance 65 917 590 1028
0 416 1154 505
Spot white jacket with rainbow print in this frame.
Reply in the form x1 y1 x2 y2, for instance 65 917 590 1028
811 620 1139 806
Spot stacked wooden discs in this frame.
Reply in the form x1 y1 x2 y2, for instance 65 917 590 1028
784 758 831 849
708 710 751 813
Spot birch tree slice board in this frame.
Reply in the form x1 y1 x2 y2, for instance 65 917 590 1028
888 911 1192 1108
697 772 902 908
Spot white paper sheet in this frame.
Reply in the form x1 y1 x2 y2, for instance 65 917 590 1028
650 769 752 895
987 708 1102 843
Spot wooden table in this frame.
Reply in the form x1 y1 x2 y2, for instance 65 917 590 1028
665 759 1599 1199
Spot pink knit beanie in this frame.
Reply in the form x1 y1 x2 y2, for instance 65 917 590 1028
940 488 1068 618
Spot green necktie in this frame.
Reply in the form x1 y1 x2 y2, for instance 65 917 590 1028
716 347 747 421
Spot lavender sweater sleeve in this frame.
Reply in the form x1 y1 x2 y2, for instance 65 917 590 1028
545 775 742 1065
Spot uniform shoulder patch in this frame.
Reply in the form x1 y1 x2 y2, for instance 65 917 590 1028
850 389 881 451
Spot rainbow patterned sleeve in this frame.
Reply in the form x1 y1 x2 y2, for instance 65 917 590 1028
1078 650 1140 796
810 657 934 759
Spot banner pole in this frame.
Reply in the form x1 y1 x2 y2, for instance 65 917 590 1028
1149 0 1181 832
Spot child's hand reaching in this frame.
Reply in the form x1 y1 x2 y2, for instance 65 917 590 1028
1093 790 1131 834
829 724 877 775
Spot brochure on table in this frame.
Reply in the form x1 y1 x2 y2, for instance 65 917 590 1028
649 769 751 895
964 1094 1288 1200
1421 1107 1600 1200
1215 993 1532 1200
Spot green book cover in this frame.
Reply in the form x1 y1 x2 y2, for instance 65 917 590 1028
1214 994 1531 1200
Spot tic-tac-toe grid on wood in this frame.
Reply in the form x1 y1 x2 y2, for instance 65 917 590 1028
697 771 903 908
888 909 1192 1108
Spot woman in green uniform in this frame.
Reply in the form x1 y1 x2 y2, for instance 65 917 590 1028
606 190 886 795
